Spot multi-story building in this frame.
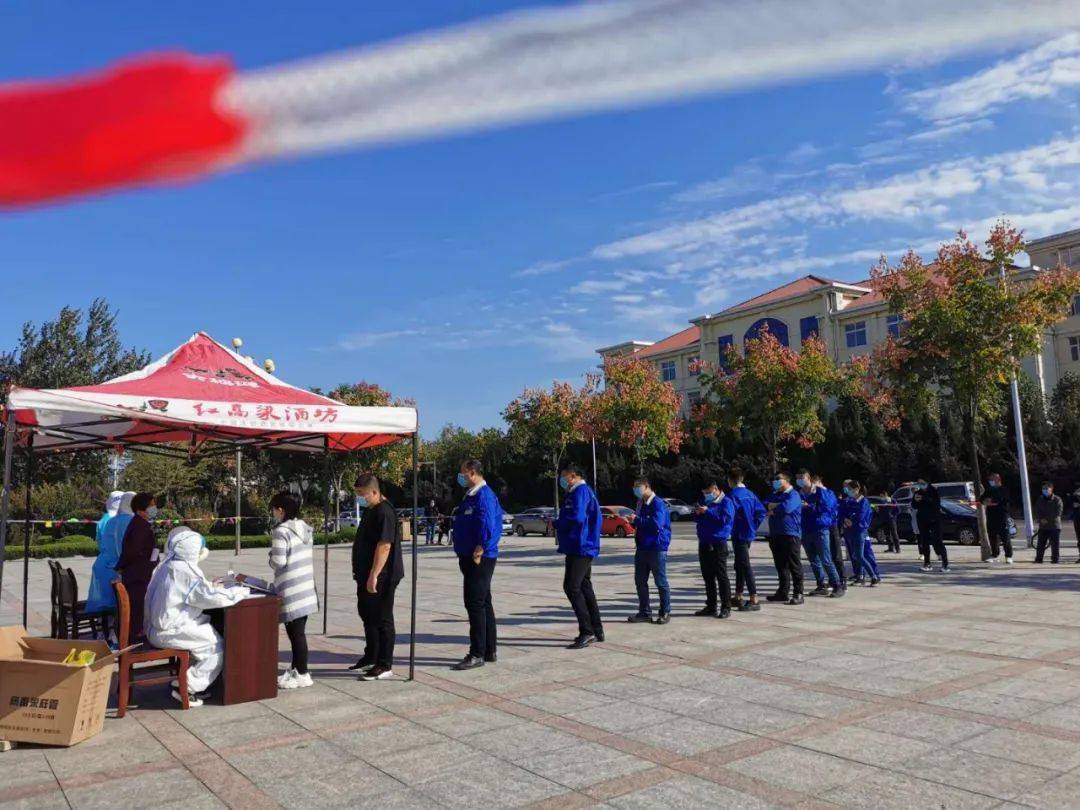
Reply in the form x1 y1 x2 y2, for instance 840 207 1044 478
598 230 1080 413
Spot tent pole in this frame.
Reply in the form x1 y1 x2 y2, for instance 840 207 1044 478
322 450 331 635
409 432 418 682
22 435 34 629
0 413 16 602
234 448 242 556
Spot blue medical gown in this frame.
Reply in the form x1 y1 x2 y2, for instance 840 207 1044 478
85 512 131 612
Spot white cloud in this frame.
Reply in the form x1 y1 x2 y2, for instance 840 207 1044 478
786 141 823 163
905 32 1080 123
335 329 424 350
907 118 993 143
569 278 628 295
514 257 580 277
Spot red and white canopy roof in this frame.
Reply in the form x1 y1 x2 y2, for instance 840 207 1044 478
3 333 416 453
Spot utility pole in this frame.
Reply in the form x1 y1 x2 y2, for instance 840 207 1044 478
999 264 1036 548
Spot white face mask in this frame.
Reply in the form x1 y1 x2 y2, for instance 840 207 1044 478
146 505 159 520
198 546 210 562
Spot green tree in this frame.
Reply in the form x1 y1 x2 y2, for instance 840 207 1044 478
1050 373 1080 468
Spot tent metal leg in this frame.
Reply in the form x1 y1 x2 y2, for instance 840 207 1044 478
22 438 34 629
322 451 331 635
0 413 16 600
235 448 242 556
409 433 418 681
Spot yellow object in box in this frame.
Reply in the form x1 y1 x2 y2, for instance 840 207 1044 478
61 648 97 667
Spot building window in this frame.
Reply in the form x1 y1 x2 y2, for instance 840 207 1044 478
717 335 734 373
1067 246 1080 268
1072 294 1080 317
1070 336 1080 363
886 313 905 338
660 360 676 382
687 356 701 376
845 321 868 348
744 317 789 348
799 316 819 344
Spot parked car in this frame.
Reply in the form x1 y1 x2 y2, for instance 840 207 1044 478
897 499 1016 545
866 496 899 543
502 513 514 535
893 481 977 508
600 506 636 537
663 498 694 521
512 507 555 536
336 509 362 529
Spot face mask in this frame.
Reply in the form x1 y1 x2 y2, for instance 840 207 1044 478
457 472 468 488
268 511 281 527
703 492 718 504
1042 488 1051 497
146 505 159 520
795 478 809 489
771 479 783 492
356 495 369 508
843 487 852 497
559 476 570 491
633 485 645 499
199 541 209 562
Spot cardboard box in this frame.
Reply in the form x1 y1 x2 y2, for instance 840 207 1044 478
0 626 116 747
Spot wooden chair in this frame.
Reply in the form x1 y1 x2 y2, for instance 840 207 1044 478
113 581 190 716
58 567 112 639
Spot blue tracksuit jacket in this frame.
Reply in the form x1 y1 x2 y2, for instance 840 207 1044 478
766 488 803 537
800 487 839 534
694 497 734 545
634 495 672 551
452 483 504 558
838 496 873 541
554 482 601 557
728 486 766 542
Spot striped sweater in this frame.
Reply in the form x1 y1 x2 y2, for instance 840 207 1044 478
247 519 320 623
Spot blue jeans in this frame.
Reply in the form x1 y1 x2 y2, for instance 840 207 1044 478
845 532 881 580
801 528 841 589
634 548 670 615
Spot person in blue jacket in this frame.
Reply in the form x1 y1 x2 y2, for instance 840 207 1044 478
764 473 805 605
628 477 672 624
796 469 844 598
726 468 765 612
553 463 604 648
85 490 132 618
693 482 734 618
451 459 504 670
839 479 881 585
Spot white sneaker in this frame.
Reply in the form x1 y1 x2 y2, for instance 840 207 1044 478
172 688 203 708
291 672 314 688
277 668 298 689
920 565 932 572
1005 557 1014 565
941 566 951 573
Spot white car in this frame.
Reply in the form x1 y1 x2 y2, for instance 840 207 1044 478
502 514 514 535
663 498 694 521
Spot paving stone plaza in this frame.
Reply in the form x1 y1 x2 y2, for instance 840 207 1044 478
3 524 1080 809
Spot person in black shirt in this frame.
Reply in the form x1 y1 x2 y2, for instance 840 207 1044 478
912 480 948 572
980 472 1013 563
349 474 404 680
1070 482 1080 564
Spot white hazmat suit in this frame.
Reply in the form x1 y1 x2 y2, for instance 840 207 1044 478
145 527 248 694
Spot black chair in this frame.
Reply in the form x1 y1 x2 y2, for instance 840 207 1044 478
57 567 112 639
47 560 63 638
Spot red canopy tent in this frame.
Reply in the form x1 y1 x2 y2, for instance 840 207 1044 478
0 332 422 675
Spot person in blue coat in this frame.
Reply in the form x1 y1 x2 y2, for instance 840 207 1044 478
796 470 844 598
764 473 805 605
451 459 504 670
85 490 132 617
693 482 734 618
726 468 765 612
553 464 604 648
839 480 881 585
628 477 672 624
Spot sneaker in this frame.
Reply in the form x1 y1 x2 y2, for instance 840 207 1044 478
654 613 671 625
290 672 314 688
808 586 829 597
360 666 394 681
786 595 805 606
828 587 845 598
172 688 203 708
1005 557 1014 565
766 593 788 603
627 613 653 623
567 635 596 649
451 655 485 671
869 577 881 587
920 564 933 572
595 630 605 642
347 656 374 672
277 669 298 688
738 601 761 612
484 653 497 663
718 608 731 619
941 565 951 573
694 606 718 617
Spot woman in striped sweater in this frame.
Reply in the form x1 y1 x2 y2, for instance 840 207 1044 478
238 492 320 689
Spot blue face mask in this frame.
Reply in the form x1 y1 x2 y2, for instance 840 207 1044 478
633 485 645 499
795 477 809 489
1042 488 1051 497
456 472 468 488
559 476 570 491
771 479 783 492
356 495 369 508
843 487 853 497
703 492 718 504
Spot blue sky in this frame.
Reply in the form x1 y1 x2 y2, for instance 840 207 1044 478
2 4 1078 436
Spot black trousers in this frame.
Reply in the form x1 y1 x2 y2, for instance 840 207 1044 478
768 535 804 597
732 541 756 597
1075 520 1080 556
988 520 1013 559
698 543 732 610
883 520 901 552
830 524 847 579
563 555 603 637
918 520 948 567
1035 528 1060 563
357 577 399 670
459 556 497 658
284 616 309 674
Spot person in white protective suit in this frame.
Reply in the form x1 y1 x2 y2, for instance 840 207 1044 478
144 527 248 707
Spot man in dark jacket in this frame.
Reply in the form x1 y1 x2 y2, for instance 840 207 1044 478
693 482 735 618
116 492 159 638
912 480 949 572
765 472 804 605
1034 482 1064 564
553 464 604 648
1068 482 1080 563
629 478 672 624
980 473 1013 563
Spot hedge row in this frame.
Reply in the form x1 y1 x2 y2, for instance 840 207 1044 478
3 531 356 561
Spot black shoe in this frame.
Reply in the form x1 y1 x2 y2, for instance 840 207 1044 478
654 613 671 625
483 653 497 663
808 586 829 597
829 587 846 598
451 655 485 671
766 593 788 603
718 608 731 619
694 606 718 617
627 613 652 623
347 656 374 671
595 630 605 642
787 595 805 606
567 635 596 649
360 665 394 681
739 601 761 612
869 577 881 587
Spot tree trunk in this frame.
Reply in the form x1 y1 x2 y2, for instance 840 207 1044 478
963 399 992 560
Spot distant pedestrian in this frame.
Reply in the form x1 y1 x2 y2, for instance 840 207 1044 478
839 480 881 586
1034 482 1064 564
912 480 949 572
980 473 1014 564
765 472 804 605
726 468 765 612
553 464 604 647
424 500 437 545
436 513 451 545
878 490 902 553
693 481 734 618
1068 481 1080 563
796 470 843 597
628 477 672 624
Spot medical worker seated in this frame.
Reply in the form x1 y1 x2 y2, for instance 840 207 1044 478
145 527 249 707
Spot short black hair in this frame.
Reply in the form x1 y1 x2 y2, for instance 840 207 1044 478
796 468 812 477
131 492 156 513
702 482 720 491
776 471 791 482
354 474 381 493
461 459 483 476
269 491 300 520
560 463 585 478
1042 481 1054 488
726 467 744 484
633 476 650 487
843 479 862 494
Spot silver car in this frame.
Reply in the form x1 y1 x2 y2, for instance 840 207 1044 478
512 507 555 536
663 498 694 521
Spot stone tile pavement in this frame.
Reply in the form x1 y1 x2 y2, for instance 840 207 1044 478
3 524 1080 808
